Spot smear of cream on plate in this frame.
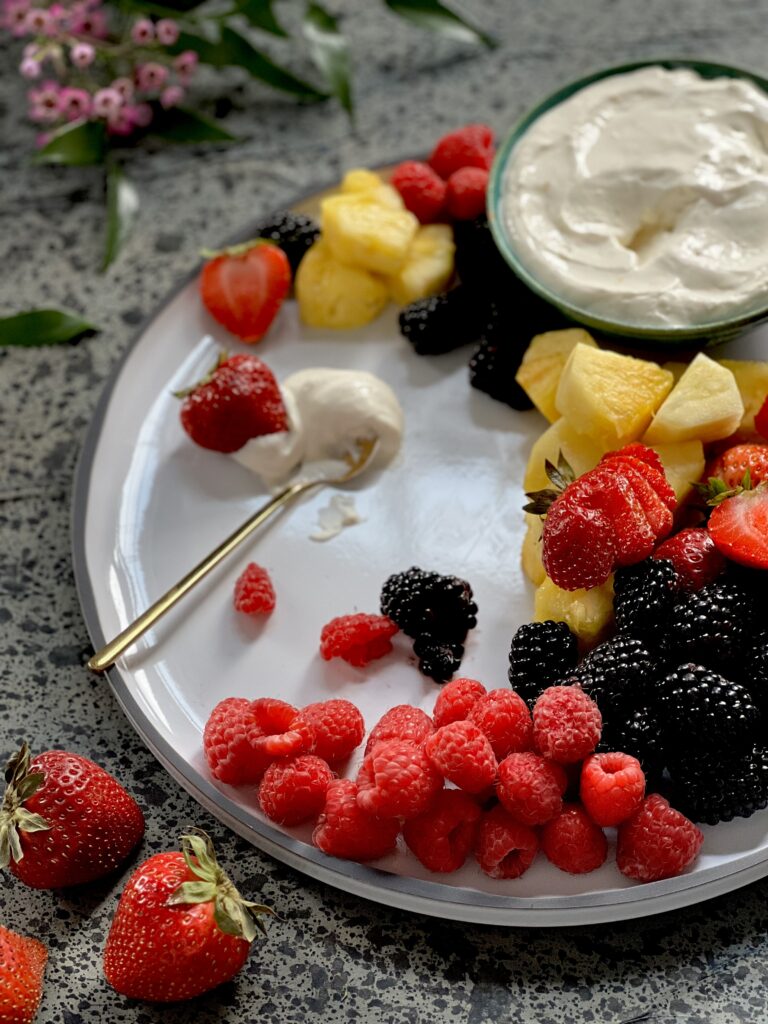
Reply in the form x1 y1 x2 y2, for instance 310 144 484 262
310 494 363 542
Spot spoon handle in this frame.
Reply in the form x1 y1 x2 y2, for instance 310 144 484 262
87 479 312 673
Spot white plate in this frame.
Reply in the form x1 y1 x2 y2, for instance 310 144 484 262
73 187 768 926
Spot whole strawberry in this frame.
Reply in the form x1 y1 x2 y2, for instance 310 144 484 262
200 240 291 343
0 924 47 1024
177 352 289 453
104 830 273 1002
707 443 768 490
0 742 144 890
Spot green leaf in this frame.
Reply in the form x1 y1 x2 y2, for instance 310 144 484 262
149 106 236 143
33 120 106 167
103 163 140 271
384 0 496 48
0 310 98 347
302 1 353 114
117 0 207 11
170 28 230 65
236 0 288 37
219 26 328 100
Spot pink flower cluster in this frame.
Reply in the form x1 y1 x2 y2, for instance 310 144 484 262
2 0 199 140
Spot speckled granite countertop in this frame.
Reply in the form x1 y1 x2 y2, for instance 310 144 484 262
3 2 768 1021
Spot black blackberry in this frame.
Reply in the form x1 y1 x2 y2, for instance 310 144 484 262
613 558 678 639
507 620 578 705
667 746 768 825
571 635 656 716
468 304 532 410
656 664 759 757
598 704 666 785
380 567 477 643
398 287 485 356
746 630 768 719
251 210 320 275
413 636 464 683
665 578 756 673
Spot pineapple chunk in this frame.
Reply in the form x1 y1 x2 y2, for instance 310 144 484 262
521 513 546 586
524 417 607 493
295 240 389 329
387 224 455 306
718 359 768 439
534 575 614 647
321 193 418 275
650 440 705 503
340 169 404 210
643 353 744 444
556 344 674 446
516 328 598 422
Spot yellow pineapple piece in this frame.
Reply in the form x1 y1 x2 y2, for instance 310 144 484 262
650 440 705 503
295 240 389 329
516 329 598 422
534 575 614 647
387 224 455 306
643 353 744 444
523 417 607 493
555 344 674 446
321 193 418 275
341 168 384 192
521 514 546 586
718 359 768 439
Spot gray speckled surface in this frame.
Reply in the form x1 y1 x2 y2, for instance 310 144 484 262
4 2 768 1021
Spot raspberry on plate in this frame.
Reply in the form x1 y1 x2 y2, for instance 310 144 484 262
424 721 498 794
390 160 447 223
356 740 442 820
319 613 399 667
496 751 566 826
653 528 726 593
532 686 602 764
258 754 333 826
403 789 481 873
541 804 608 874
580 752 646 827
313 779 400 862
475 805 539 879
445 167 489 221
233 562 276 616
432 677 487 728
429 124 495 180
364 704 434 755
294 699 365 765
467 689 533 759
617 794 703 882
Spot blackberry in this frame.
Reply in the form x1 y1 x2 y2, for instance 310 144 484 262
667 746 768 825
613 558 678 639
507 620 578 705
571 635 656 716
746 630 768 719
413 636 464 683
598 705 666 786
656 664 759 757
468 303 532 410
398 287 485 356
665 578 756 673
251 210 320 275
380 567 477 644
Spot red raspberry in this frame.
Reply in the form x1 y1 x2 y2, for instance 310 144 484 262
319 613 399 667
294 699 364 765
580 752 645 827
390 160 447 223
258 754 334 826
475 805 538 879
540 804 608 874
403 789 481 872
617 794 704 882
756 394 768 440
313 779 400 861
203 698 264 785
654 527 727 593
252 697 314 763
364 704 434 755
432 677 486 728
233 562 276 616
445 167 489 221
468 689 533 759
532 686 602 764
424 721 497 794
497 751 566 826
429 123 495 179
356 739 442 820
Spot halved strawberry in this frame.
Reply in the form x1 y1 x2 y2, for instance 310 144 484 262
708 484 768 569
200 241 291 343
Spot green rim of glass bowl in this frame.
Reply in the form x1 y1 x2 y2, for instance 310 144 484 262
488 59 768 345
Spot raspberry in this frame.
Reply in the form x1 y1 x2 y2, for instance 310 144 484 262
446 167 489 221
203 698 265 785
424 721 498 794
258 754 334 826
475 805 539 879
432 677 486 728
496 751 566 825
233 562 276 616
579 752 646 827
532 686 602 764
616 794 703 882
356 740 442 820
507 620 578 706
294 699 365 764
403 789 481 872
364 704 434 755
653 528 726 593
429 123 495 180
252 698 314 767
390 160 447 223
541 804 608 874
313 779 400 861
319 613 399 667
468 689 533 759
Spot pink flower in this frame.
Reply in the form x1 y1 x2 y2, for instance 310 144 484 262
159 84 183 109
57 86 92 120
155 17 178 44
24 6 51 32
20 56 41 78
173 49 198 82
92 86 122 118
130 16 154 44
28 79 61 122
70 41 95 67
130 102 153 127
35 131 52 148
67 3 107 37
135 61 167 92
106 108 135 136
2 0 31 36
111 76 134 102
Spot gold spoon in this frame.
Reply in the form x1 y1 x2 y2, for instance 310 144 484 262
87 438 379 673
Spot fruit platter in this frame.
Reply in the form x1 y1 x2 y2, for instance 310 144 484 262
71 69 768 928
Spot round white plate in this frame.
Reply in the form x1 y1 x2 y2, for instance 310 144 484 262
73 186 768 926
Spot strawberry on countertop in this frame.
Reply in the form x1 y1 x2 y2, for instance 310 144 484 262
0 925 47 1024
200 240 291 343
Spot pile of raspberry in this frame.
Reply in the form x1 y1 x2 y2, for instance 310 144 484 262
203 681 703 884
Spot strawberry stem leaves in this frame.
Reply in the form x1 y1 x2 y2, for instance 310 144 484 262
522 449 575 517
0 742 51 871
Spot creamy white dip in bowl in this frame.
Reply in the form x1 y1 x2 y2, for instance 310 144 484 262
488 60 768 345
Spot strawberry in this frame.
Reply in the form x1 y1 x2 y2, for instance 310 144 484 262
653 527 726 592
0 925 47 1024
0 742 144 890
199 240 291 343
707 443 768 490
177 352 288 453
104 830 273 1002
755 395 768 440
708 484 768 570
